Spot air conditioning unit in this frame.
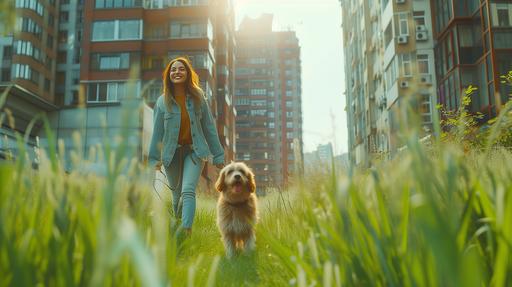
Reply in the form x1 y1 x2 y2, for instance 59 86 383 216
397 35 408 44
416 25 427 32
420 74 433 85
416 31 428 41
396 0 405 3
400 80 409 88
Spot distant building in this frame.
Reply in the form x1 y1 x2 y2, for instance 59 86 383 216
235 14 303 190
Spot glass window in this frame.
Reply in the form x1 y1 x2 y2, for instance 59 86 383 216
119 20 141 39
396 13 409 36
492 4 512 27
417 54 429 74
169 20 210 39
401 53 412 77
100 56 120 69
92 21 115 40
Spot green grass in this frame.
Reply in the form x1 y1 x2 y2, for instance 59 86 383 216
1 81 512 286
1 141 512 286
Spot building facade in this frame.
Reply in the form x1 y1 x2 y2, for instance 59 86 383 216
342 0 437 166
1 0 61 158
235 14 303 190
431 0 512 118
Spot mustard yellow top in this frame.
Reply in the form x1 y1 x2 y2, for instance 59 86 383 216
175 94 193 145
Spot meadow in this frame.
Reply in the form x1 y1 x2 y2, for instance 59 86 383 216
1 78 512 286
1 133 512 286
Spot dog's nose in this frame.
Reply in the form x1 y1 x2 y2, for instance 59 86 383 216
234 174 241 180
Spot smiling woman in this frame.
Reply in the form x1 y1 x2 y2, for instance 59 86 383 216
148 56 225 238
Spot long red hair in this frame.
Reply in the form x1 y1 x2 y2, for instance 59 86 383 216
162 57 204 111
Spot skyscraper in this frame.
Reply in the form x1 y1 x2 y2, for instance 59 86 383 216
235 14 303 190
341 0 437 166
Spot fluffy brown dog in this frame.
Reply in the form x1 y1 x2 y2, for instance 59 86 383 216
215 162 258 257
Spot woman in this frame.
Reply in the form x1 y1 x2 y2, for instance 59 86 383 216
149 57 225 236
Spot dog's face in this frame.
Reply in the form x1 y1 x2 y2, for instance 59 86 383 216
215 162 256 199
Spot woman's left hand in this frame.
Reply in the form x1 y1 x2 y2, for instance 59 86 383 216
215 163 225 169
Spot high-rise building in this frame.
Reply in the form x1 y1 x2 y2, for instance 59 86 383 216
431 0 512 118
341 0 437 166
235 14 303 190
0 0 61 154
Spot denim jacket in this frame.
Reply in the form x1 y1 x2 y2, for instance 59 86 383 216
148 94 225 168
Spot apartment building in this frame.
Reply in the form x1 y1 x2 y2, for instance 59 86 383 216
431 0 512 118
235 14 303 190
341 0 437 166
0 0 60 158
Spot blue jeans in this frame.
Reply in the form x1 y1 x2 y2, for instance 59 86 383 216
164 145 205 229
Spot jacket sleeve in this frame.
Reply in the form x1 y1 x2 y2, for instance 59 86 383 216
148 97 164 168
200 99 225 165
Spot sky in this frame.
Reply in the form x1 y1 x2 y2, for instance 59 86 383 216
233 0 347 155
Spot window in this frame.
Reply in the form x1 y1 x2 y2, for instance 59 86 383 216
59 11 69 23
169 0 208 7
96 0 143 8
58 31 67 44
119 20 141 39
1 68 11 82
396 13 409 36
250 109 266 116
44 78 50 91
30 69 39 84
87 82 127 103
286 122 293 128
18 18 42 39
92 20 142 41
413 11 426 26
47 35 53 49
236 98 250 105
11 64 32 80
250 89 266 96
400 53 412 77
14 40 43 62
285 101 293 108
3 45 12 60
493 4 512 27
417 54 429 74
384 57 397 90
91 53 130 70
251 100 266 106
384 22 393 47
170 19 213 39
15 0 44 16
248 57 266 64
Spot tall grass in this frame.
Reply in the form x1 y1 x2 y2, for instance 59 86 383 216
1 80 512 286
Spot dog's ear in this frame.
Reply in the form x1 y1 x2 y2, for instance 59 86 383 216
215 168 226 192
247 169 256 193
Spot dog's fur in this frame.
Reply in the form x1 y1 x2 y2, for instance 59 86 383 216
215 162 258 257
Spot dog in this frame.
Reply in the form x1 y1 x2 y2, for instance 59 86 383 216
215 162 258 258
